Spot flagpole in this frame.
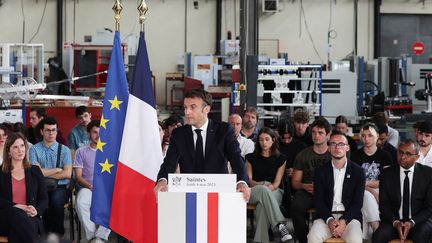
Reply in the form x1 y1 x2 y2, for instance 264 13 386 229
113 0 123 32
138 0 148 32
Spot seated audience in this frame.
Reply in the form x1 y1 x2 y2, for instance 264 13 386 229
291 117 332 243
277 120 306 177
29 117 72 236
0 124 12 165
373 140 432 242
372 111 399 148
292 110 313 146
307 131 365 243
376 122 397 165
162 115 183 148
68 106 92 157
27 107 46 144
334 115 358 154
415 120 432 167
245 127 292 243
0 132 48 242
158 121 168 157
74 120 110 243
351 123 392 239
229 114 254 158
241 107 259 142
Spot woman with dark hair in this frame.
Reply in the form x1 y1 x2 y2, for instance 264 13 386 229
245 127 292 243
277 120 306 177
0 132 48 242
0 123 12 165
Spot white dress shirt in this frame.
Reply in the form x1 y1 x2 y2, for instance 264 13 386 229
418 147 432 168
387 126 399 148
332 159 347 212
191 119 209 156
237 135 255 158
399 164 415 220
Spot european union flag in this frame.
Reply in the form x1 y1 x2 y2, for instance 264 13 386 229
90 31 129 228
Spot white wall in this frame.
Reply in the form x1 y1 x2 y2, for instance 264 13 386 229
0 0 432 105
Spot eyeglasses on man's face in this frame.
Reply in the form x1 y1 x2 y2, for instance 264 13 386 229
43 128 57 134
397 150 418 157
328 142 347 148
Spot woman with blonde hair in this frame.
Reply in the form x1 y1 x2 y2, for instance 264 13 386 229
0 132 48 242
351 123 392 240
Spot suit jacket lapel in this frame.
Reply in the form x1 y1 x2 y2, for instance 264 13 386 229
205 119 215 162
411 164 420 209
185 126 195 163
394 166 402 209
4 172 12 201
326 163 334 204
342 161 352 202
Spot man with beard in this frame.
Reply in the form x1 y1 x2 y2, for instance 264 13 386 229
241 107 259 142
229 114 254 159
290 116 332 243
416 120 432 167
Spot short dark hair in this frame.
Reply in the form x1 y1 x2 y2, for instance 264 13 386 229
184 89 213 107
13 122 28 138
39 117 57 129
311 116 332 134
329 130 348 143
417 120 432 134
75 105 89 118
376 122 388 135
278 120 295 137
86 120 100 133
244 107 259 120
293 109 310 124
30 107 46 118
335 115 348 125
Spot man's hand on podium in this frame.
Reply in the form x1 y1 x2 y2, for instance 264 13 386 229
236 182 251 202
154 179 168 201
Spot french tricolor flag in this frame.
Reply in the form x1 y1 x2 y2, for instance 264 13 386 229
109 32 162 243
158 192 246 243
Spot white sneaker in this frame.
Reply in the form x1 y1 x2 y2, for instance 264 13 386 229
278 223 293 242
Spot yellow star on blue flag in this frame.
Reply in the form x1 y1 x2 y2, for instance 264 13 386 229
99 159 114 174
109 95 123 110
90 31 129 229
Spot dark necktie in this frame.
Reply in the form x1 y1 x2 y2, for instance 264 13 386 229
402 170 410 220
195 129 204 172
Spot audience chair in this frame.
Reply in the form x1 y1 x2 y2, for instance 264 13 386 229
0 236 7 243
307 208 316 228
324 237 345 243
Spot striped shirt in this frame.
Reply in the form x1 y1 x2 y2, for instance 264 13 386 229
29 141 72 185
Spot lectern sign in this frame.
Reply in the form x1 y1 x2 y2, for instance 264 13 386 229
168 173 236 192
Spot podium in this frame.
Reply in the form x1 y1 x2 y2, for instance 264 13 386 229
158 174 247 243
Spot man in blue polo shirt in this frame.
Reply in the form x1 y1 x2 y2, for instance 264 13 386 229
29 117 72 236
68 105 92 158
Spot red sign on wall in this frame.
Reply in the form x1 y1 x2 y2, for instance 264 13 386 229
412 41 425 55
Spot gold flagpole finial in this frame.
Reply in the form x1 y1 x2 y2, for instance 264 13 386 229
138 0 148 32
112 0 123 32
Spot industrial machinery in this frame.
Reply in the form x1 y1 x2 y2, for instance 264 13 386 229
415 73 432 113
256 64 322 120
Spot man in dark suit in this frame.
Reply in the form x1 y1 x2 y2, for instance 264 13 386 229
154 89 250 200
372 140 432 243
308 131 365 243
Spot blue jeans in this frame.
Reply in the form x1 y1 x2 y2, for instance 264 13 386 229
43 186 70 235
